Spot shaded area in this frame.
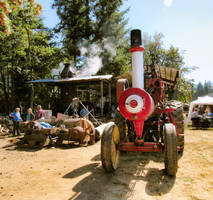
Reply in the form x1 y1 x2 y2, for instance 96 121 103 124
64 152 175 200
1 136 91 152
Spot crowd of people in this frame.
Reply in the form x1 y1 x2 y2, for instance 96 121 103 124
191 105 213 128
9 105 46 137
191 105 213 119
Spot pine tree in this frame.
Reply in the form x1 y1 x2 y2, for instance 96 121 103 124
53 0 123 67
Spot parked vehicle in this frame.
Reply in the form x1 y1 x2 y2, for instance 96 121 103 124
101 29 184 176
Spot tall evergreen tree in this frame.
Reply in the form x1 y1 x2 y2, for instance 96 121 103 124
53 0 123 67
192 81 213 100
95 9 130 76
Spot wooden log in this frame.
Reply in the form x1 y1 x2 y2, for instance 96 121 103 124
62 118 81 128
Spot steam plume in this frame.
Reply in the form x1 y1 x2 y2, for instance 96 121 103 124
76 38 116 77
163 0 174 7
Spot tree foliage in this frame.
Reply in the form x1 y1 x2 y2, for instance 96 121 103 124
0 0 42 35
96 9 130 77
0 1 63 113
143 33 184 69
143 33 195 103
53 0 123 67
0 0 198 114
192 81 213 100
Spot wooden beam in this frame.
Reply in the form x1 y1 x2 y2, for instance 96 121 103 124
109 82 111 109
100 80 103 116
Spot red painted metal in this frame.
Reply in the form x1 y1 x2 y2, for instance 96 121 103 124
119 88 154 139
119 88 153 121
129 46 145 52
119 142 163 152
146 78 165 104
130 99 138 108
116 79 129 102
119 142 181 152
116 32 182 154
133 120 144 138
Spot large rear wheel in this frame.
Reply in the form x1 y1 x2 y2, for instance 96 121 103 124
114 110 127 142
167 100 184 152
164 123 178 176
101 122 120 172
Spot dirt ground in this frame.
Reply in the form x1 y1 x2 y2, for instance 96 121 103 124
0 127 213 200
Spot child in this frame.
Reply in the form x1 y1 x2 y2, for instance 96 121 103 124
26 108 35 121
9 107 22 136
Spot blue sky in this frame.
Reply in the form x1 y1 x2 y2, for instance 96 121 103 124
37 0 213 83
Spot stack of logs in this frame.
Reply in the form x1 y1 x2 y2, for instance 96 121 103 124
0 124 9 136
0 115 12 136
20 118 101 148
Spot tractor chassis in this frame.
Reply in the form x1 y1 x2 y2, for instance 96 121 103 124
119 142 181 152
119 142 163 152
118 108 182 153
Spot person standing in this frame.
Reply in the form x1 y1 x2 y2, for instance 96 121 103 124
191 108 199 119
35 105 45 121
26 108 35 121
9 107 22 136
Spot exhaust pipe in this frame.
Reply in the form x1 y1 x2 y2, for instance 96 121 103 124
130 29 144 89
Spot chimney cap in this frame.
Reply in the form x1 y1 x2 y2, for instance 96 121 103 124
131 29 142 48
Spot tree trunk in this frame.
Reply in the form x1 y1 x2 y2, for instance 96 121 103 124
0 72 10 113
85 0 90 38
11 72 15 109
30 84 34 109
27 28 34 108
74 54 77 68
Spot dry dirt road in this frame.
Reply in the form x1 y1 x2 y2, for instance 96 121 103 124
0 127 213 200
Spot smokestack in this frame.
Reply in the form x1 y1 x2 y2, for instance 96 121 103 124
60 63 75 79
130 29 144 89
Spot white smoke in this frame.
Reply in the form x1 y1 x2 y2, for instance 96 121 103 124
76 44 103 77
76 38 116 77
51 62 64 78
163 0 174 7
51 38 117 78
103 38 117 59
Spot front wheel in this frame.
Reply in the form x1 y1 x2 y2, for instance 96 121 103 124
164 123 178 176
101 122 120 172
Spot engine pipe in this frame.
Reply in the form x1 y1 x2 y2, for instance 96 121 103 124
130 30 145 89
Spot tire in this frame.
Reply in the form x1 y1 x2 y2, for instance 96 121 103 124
28 140 36 147
34 133 48 147
164 123 178 176
167 100 184 152
40 136 51 147
114 110 126 142
101 122 120 172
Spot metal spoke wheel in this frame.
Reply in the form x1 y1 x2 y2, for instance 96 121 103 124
164 123 178 176
101 122 120 172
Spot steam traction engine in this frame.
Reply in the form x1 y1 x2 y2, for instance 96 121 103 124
101 29 184 176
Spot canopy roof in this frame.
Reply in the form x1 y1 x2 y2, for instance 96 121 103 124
190 96 213 105
28 75 112 84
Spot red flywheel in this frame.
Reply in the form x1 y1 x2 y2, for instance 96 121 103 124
118 88 154 121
